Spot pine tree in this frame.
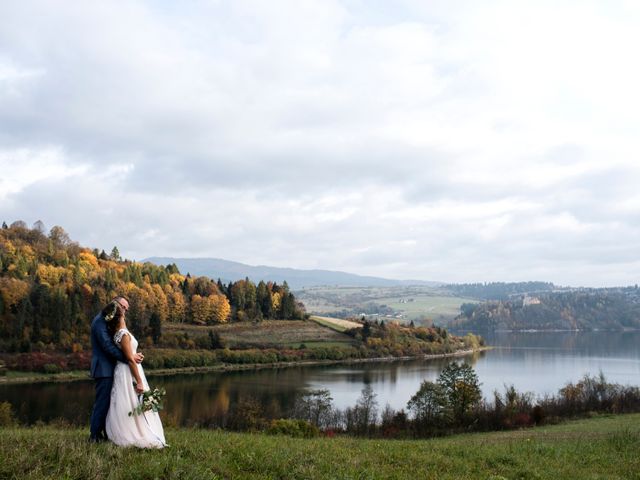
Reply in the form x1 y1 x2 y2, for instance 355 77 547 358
362 321 371 340
110 246 121 261
149 312 162 344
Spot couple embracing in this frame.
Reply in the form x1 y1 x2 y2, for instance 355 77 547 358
89 296 166 448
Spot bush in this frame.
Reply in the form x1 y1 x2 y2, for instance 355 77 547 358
43 363 62 374
267 419 320 438
0 402 15 426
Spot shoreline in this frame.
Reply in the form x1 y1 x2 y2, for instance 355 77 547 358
0 346 491 385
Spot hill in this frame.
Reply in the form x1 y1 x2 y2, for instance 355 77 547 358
452 287 640 331
142 256 440 289
0 221 304 356
1 414 638 479
0 221 480 375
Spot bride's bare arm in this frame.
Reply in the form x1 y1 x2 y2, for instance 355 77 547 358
120 334 145 394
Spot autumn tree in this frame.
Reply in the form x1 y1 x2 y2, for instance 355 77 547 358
437 363 481 424
407 380 449 429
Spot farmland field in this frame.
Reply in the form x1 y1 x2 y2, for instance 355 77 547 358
310 315 362 332
376 294 478 323
296 286 476 325
165 320 353 348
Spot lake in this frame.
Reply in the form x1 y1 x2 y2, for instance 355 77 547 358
2 331 640 426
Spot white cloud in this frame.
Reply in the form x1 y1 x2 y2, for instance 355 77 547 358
0 0 639 286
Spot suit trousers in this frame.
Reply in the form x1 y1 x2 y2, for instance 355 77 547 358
90 377 113 440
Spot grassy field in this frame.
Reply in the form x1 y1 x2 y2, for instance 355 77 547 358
1 414 639 479
165 320 353 348
310 316 362 332
296 286 476 325
376 294 477 323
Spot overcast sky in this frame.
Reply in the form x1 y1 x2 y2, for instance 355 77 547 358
1 1 639 287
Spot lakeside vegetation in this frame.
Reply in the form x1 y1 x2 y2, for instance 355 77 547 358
1 414 638 479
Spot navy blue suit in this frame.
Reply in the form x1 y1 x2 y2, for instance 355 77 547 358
89 313 126 441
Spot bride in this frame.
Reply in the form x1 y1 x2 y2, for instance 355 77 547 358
104 300 166 448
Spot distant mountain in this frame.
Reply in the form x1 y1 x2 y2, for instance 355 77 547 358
142 257 440 290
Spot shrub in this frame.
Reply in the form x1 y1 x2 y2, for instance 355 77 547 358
228 397 267 431
531 405 545 425
0 402 15 426
44 363 62 374
267 419 320 438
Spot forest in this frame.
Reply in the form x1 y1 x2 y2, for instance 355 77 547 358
444 281 556 300
452 288 640 331
0 220 305 357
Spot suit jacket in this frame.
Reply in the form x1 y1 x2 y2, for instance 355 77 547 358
90 313 126 378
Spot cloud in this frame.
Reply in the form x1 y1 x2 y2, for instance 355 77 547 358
0 0 639 286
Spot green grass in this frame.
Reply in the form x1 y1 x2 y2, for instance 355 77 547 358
376 295 477 323
1 414 639 479
0 369 90 384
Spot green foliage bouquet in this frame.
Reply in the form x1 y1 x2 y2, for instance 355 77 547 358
129 387 166 417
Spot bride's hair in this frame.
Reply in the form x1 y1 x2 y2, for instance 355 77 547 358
102 300 125 338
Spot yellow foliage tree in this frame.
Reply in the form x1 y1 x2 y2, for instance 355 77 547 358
209 294 231 324
0 277 30 309
271 291 281 313
190 294 210 325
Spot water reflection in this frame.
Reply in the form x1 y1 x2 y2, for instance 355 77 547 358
1 331 639 426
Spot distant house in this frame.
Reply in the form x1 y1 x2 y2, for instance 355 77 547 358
522 294 541 306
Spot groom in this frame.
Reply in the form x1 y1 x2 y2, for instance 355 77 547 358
89 297 143 442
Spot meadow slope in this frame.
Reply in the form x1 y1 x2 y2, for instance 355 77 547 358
1 414 639 479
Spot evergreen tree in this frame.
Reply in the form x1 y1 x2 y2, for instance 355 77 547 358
217 278 227 296
166 263 180 275
149 312 162 345
362 320 371 340
280 292 296 319
1 221 7 229
110 246 121 261
256 281 272 319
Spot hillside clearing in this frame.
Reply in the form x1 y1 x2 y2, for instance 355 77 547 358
165 320 353 347
310 315 362 332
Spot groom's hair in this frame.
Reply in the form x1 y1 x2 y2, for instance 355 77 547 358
101 297 128 318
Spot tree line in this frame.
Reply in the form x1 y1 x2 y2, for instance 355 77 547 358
453 287 640 331
0 221 305 353
445 281 556 301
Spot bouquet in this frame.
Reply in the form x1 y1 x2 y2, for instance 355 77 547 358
129 386 166 416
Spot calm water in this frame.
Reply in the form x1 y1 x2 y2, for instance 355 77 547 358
2 331 639 425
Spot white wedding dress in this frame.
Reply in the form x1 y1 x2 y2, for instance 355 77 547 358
105 328 166 448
